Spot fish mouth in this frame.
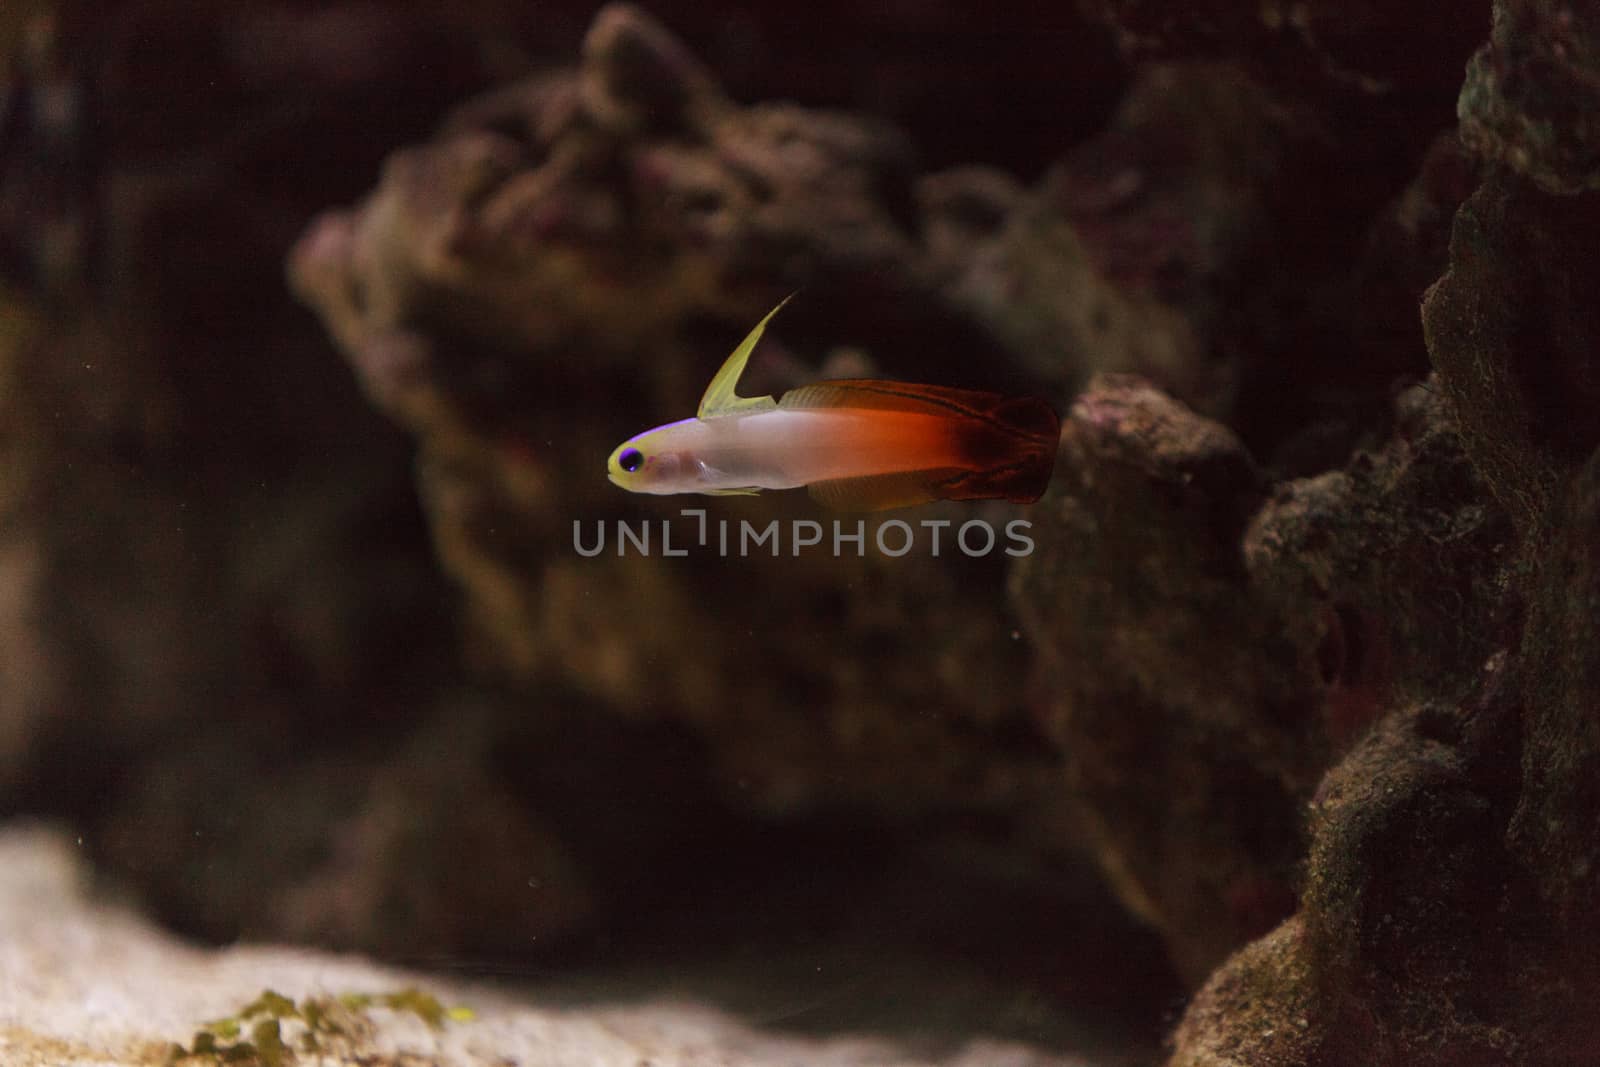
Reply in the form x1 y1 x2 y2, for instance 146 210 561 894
607 471 622 488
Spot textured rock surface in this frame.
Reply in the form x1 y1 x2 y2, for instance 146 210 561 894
1013 376 1511 987
1012 378 1298 985
1162 0 1600 1055
1459 0 1600 194
1514 448 1600 994
1422 171 1600 534
1076 0 1490 246
1080 0 1486 99
1077 0 1490 464
950 62 1295 418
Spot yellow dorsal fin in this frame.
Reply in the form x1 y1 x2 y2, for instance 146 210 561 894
696 294 795 419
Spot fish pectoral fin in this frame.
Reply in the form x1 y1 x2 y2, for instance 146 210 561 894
706 487 762 497
697 294 795 419
807 469 966 512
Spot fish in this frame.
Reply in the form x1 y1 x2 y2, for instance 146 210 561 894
606 297 1060 512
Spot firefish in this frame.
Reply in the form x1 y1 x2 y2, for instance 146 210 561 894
606 298 1060 512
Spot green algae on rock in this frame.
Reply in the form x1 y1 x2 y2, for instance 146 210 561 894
0 825 1156 1067
167 987 473 1066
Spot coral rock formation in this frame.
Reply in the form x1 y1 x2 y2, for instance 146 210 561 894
1167 0 1600 1057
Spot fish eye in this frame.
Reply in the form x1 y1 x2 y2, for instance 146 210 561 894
619 448 644 473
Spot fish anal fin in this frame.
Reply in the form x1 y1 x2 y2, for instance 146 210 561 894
811 458 1057 511
706 487 762 496
940 458 1056 505
697 295 795 419
807 469 964 512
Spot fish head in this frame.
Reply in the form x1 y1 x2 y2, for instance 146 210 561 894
606 426 690 494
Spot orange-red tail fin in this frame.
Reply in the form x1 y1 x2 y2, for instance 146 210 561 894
786 379 1061 510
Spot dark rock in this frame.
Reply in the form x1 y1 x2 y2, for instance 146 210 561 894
1297 696 1526 1064
946 57 1418 437
1077 0 1492 462
1459 0 1600 194
1170 7 1600 1052
1081 0 1487 103
1510 448 1600 959
1168 916 1326 1065
1245 382 1514 732
1014 376 1510 987
1174 691 1529 1065
955 63 1299 415
1342 134 1480 443
1422 172 1600 535
1013 376 1300 984
579 2 725 133
0 0 591 960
